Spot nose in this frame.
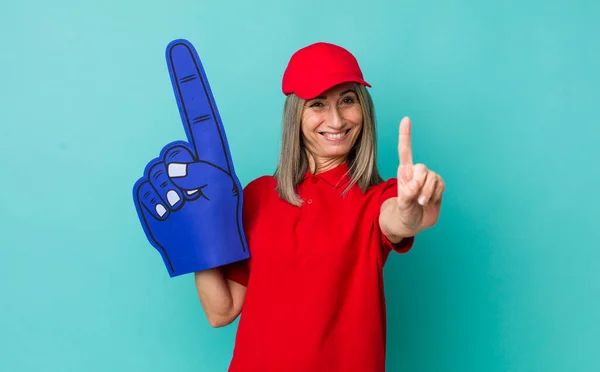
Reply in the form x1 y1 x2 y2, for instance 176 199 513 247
328 107 344 130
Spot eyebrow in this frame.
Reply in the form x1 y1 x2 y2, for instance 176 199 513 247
310 89 357 100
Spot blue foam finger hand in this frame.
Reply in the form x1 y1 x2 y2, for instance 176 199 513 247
132 40 250 277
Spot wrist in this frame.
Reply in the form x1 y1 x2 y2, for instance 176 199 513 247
380 198 417 240
395 199 422 230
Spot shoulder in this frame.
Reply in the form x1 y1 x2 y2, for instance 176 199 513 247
373 177 398 190
366 177 398 200
243 175 276 195
241 175 279 224
243 175 279 203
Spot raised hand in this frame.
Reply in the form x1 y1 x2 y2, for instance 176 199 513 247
395 117 444 234
133 39 249 277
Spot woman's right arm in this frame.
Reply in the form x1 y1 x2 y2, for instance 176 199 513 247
194 268 247 328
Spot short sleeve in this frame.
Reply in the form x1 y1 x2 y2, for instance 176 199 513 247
222 177 265 287
223 259 250 287
378 178 415 257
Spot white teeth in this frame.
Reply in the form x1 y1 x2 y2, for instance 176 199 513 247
324 132 346 139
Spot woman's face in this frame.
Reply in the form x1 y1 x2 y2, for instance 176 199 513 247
301 82 363 169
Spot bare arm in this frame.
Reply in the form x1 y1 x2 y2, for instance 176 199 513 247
194 268 246 328
379 117 445 242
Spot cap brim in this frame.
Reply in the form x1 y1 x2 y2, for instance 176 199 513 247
294 73 371 100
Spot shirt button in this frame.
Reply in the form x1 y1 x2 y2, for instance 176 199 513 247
307 199 313 204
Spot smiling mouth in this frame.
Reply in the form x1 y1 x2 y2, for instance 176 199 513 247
320 129 351 140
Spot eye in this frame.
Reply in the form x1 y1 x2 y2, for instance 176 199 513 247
309 101 324 107
342 96 356 105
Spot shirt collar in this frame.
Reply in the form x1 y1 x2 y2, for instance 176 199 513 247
303 162 350 189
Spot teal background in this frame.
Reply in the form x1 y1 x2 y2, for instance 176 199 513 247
1 0 599 371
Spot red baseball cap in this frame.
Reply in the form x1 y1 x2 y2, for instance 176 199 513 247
282 42 371 100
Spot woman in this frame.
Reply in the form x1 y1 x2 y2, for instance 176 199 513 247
194 42 444 372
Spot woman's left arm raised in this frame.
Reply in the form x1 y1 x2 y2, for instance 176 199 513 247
379 117 445 243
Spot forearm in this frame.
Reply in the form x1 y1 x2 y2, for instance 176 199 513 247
194 268 243 327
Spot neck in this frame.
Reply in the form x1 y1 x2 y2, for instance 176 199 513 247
307 151 346 174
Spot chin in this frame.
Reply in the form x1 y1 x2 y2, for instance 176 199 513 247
327 144 352 153
322 147 352 158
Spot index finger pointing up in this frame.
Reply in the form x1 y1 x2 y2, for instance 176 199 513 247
166 39 232 173
399 116 413 167
398 116 413 183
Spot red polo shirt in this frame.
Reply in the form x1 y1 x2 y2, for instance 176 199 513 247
223 162 414 372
